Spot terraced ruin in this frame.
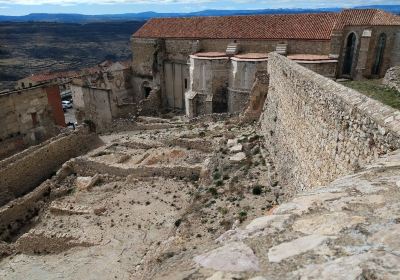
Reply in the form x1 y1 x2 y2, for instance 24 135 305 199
1 54 400 279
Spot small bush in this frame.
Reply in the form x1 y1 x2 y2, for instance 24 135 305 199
252 185 263 195
208 187 218 196
174 219 182 227
238 211 247 223
218 207 229 215
252 147 260 155
215 180 223 187
213 172 221 180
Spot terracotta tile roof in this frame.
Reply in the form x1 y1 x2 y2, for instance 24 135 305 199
134 13 339 40
235 53 268 60
334 9 400 30
28 73 56 82
287 54 334 61
194 52 227 58
80 66 102 75
133 9 400 41
28 71 79 83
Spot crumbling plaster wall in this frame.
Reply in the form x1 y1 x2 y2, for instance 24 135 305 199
229 59 268 113
0 86 62 160
0 127 101 207
186 56 230 116
261 53 400 193
0 87 54 141
71 85 113 132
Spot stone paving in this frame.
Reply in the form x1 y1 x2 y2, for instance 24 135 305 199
187 150 400 279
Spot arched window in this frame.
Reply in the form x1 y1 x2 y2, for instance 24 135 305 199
342 32 357 75
372 33 387 76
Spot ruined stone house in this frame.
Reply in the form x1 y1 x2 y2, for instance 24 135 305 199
71 61 136 131
131 9 400 117
0 84 66 159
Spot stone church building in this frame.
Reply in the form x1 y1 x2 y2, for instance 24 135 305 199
131 9 400 117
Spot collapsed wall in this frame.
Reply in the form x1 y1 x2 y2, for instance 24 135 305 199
261 53 400 193
0 127 102 207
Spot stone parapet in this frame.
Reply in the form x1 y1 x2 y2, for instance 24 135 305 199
261 52 400 193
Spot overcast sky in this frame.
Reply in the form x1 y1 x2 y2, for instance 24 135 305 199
0 0 397 16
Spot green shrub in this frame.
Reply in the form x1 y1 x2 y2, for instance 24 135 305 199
252 185 263 195
238 211 247 223
208 187 218 196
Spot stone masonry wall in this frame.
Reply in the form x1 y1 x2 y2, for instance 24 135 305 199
0 127 101 207
261 53 400 193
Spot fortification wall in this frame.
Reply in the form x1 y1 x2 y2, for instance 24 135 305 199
0 127 101 207
261 53 400 193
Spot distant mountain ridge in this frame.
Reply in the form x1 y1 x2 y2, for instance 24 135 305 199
0 5 399 23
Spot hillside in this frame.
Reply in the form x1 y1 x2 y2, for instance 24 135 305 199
0 21 145 90
0 5 398 23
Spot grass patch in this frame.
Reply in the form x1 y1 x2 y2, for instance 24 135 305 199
339 79 400 110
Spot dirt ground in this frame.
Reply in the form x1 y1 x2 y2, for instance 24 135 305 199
0 117 281 279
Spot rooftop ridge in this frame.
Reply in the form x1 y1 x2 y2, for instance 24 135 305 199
133 9 400 40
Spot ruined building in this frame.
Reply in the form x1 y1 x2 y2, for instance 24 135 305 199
0 84 65 160
1 8 400 279
71 61 136 131
131 9 400 117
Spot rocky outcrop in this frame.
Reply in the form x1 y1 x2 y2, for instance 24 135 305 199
192 149 400 279
383 66 400 92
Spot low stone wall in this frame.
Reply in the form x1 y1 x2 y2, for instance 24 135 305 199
261 53 400 193
71 158 202 181
0 127 102 206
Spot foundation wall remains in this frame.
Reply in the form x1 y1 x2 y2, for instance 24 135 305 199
261 53 400 193
0 127 101 207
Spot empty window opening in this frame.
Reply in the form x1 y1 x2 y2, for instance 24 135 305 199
31 112 38 127
184 79 188 89
144 87 152 98
141 81 152 99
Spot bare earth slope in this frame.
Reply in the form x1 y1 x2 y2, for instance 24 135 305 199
0 116 400 279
